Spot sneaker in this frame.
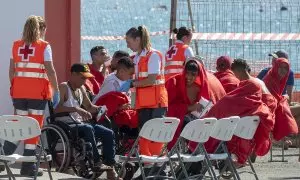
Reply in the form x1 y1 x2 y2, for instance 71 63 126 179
93 162 113 172
106 167 123 180
20 164 43 177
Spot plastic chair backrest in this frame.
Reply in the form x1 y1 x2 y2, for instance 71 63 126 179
180 118 217 143
139 117 180 143
210 116 240 141
234 116 260 140
0 115 41 142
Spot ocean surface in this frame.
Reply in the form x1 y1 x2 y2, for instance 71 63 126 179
81 0 300 90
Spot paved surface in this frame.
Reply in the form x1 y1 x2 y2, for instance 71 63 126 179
0 146 299 179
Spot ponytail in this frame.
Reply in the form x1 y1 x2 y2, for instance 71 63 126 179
126 25 151 51
174 26 192 40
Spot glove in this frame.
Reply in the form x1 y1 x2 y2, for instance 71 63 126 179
118 79 133 92
52 91 60 109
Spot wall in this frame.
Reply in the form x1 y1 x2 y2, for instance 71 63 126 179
0 0 44 115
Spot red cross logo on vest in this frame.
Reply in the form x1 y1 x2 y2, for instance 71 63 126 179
166 45 177 60
18 44 35 61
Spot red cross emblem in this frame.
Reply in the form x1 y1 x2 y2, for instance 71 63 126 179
18 44 35 61
166 45 177 60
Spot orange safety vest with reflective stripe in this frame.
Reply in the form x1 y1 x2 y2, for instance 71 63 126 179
164 42 188 81
11 40 52 100
135 50 168 109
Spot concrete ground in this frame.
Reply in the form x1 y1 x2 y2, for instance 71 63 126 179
0 146 299 180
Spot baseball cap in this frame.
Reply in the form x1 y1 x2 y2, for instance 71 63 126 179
71 63 94 78
268 50 289 59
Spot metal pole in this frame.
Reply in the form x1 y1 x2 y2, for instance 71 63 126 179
169 0 178 47
187 0 199 55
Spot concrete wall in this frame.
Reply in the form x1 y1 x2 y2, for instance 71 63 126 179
0 1 44 115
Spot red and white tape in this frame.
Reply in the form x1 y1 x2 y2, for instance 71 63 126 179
82 31 300 41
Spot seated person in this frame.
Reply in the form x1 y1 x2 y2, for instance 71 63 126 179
262 58 298 141
84 46 110 96
92 56 134 104
201 59 275 165
232 59 276 114
54 63 121 180
110 50 130 72
257 50 294 104
214 56 240 93
166 59 226 150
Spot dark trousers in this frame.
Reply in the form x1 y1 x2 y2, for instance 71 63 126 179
70 123 116 165
138 107 167 129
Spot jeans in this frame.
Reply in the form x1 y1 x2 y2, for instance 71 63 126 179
70 123 116 165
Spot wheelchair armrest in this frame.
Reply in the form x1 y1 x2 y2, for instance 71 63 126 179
52 112 72 118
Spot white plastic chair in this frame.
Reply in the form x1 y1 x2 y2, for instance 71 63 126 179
169 118 218 180
233 115 260 180
0 115 52 180
117 117 180 180
208 116 241 180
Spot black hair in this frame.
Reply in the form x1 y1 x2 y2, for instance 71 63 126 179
231 59 251 72
185 60 199 73
117 57 135 70
173 27 192 40
113 50 130 59
90 46 105 57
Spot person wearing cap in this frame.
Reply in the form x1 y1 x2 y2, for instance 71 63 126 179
85 46 110 95
54 63 121 180
257 50 294 104
214 56 240 93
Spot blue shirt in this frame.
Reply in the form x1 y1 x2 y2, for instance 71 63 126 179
257 67 294 95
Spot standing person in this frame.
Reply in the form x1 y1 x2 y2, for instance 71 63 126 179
214 56 240 93
8 15 59 176
86 46 110 95
257 50 294 104
165 27 194 81
122 25 168 177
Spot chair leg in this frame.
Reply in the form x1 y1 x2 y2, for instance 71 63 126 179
202 145 217 180
176 151 189 180
4 162 15 180
222 143 241 180
43 151 53 180
247 157 259 180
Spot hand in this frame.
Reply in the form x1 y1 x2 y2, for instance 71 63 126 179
119 103 131 110
118 79 133 92
52 91 60 109
188 102 204 112
75 107 92 121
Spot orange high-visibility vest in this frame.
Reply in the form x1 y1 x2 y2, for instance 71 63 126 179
11 40 52 100
135 50 168 109
164 42 188 81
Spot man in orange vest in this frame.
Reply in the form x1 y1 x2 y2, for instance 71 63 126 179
7 15 59 177
165 27 194 81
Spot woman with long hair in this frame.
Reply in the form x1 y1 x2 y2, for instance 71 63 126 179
7 15 59 177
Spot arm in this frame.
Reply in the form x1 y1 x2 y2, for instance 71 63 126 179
44 45 59 92
80 86 99 114
9 58 14 84
184 47 195 59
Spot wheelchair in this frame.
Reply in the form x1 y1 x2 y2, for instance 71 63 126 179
41 103 109 179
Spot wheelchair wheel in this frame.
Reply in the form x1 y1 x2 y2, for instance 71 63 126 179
115 162 135 180
41 124 71 172
72 140 103 179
